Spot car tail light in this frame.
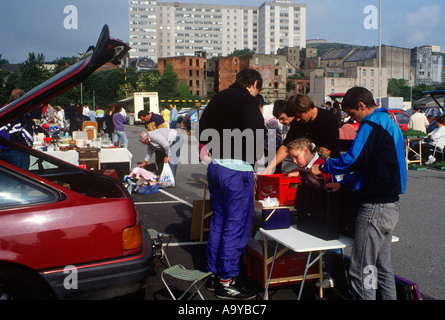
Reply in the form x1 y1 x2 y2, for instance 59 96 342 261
122 224 142 251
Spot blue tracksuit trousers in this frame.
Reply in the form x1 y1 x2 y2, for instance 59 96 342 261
206 162 254 279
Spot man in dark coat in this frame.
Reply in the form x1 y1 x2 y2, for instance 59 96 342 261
198 68 266 300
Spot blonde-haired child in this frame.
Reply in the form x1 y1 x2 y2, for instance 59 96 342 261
286 137 331 182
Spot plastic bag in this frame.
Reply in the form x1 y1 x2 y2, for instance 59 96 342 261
258 197 279 207
159 163 175 188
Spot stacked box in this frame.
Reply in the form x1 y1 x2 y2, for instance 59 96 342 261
257 174 300 206
245 246 317 288
77 148 100 170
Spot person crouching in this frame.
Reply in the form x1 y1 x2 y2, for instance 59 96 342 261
138 128 183 179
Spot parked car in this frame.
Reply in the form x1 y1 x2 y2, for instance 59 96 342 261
183 106 206 134
328 93 410 131
409 90 445 132
0 25 153 300
408 90 445 132
178 107 191 116
327 93 360 130
414 105 444 123
177 107 191 124
387 109 411 131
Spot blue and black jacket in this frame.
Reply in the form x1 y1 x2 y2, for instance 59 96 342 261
322 108 407 203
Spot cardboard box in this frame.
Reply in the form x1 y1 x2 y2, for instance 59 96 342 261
190 200 212 241
257 174 300 206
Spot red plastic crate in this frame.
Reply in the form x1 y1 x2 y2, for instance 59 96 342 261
245 247 317 288
257 174 300 206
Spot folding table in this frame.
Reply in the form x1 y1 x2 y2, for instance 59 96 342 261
260 226 398 300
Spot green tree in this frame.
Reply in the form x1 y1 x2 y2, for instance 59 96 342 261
229 48 255 58
51 56 79 75
154 62 178 101
288 72 305 79
435 82 445 90
83 68 129 107
0 69 19 105
178 80 195 109
49 56 83 107
117 82 135 99
412 83 433 102
136 70 161 92
286 80 296 92
387 78 412 101
17 53 50 92
0 53 9 65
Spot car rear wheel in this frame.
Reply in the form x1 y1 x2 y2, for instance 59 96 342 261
0 265 55 300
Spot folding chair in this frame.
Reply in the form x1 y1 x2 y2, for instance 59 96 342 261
147 228 171 267
161 264 212 300
82 121 98 140
432 145 445 162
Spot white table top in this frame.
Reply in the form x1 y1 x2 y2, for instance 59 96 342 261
260 226 399 253
99 148 132 163
44 148 132 164
260 226 354 252
29 148 133 171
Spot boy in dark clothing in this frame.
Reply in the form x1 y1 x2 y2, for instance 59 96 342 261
199 68 266 300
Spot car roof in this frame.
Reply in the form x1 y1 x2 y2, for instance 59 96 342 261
328 93 345 100
0 25 130 128
388 108 408 113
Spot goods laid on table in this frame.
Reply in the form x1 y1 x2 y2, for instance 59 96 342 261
33 130 118 152
256 170 359 240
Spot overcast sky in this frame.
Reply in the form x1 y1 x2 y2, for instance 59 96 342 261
0 0 443 63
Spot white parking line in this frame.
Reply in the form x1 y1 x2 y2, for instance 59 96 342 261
133 189 193 208
134 201 183 205
168 241 207 247
159 189 193 207
135 189 201 247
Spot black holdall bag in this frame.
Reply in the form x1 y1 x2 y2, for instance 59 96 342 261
337 189 360 238
294 169 360 240
294 184 340 241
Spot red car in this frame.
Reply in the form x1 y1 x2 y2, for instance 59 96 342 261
387 109 410 131
328 93 410 131
0 25 153 300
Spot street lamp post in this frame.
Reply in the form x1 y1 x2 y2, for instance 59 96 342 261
78 51 84 105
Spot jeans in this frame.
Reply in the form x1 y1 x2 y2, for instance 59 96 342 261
113 130 128 148
349 202 399 300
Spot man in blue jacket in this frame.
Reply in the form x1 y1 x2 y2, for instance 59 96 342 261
311 87 406 300
199 68 265 300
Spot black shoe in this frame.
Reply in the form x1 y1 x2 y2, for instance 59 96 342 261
206 276 218 291
215 278 256 300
